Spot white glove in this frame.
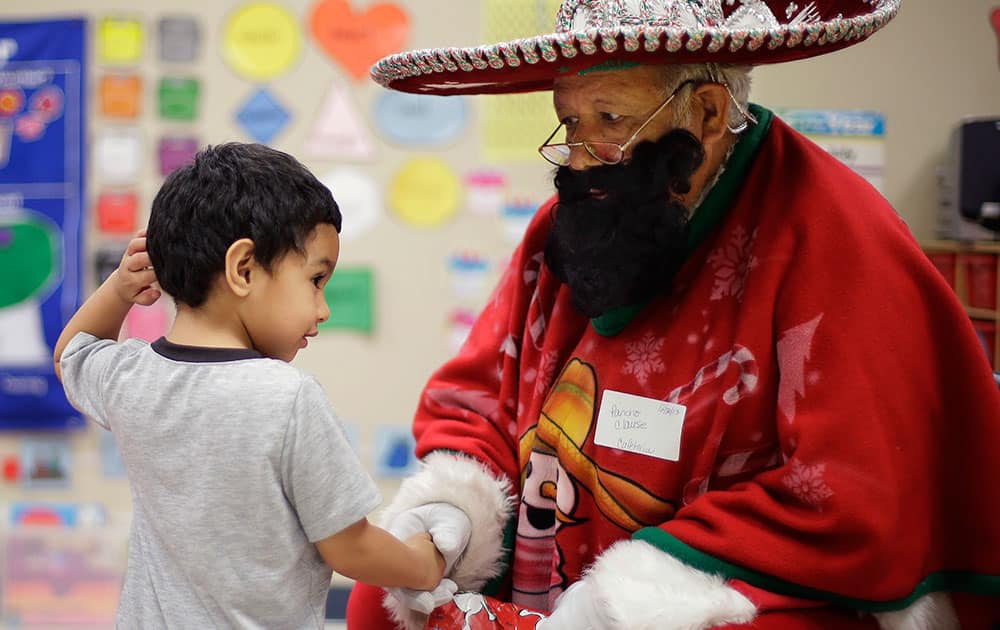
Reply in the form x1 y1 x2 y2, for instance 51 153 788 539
387 578 459 615
385 502 472 614
536 580 612 630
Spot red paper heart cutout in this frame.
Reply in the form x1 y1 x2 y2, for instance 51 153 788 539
310 0 410 81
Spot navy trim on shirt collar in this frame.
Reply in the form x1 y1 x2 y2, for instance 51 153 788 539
151 337 264 363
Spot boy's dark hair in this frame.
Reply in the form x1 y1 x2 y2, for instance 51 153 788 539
147 142 341 308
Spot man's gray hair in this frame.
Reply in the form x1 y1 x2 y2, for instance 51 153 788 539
658 63 754 131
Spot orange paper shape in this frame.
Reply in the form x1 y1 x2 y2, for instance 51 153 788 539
96 191 138 234
99 75 142 118
309 0 409 81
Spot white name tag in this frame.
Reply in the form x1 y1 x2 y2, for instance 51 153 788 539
594 389 686 461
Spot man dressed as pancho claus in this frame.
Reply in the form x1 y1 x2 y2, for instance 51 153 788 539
347 1 1000 628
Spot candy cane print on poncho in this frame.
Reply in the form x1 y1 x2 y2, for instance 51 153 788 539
665 344 760 415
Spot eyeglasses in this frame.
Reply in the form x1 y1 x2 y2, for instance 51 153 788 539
538 80 696 167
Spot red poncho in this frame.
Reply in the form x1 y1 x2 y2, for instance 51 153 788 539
411 109 1000 625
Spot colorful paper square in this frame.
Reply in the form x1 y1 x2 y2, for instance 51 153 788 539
99 74 141 118
158 77 199 120
95 127 142 183
158 16 200 62
98 17 144 65
158 136 199 176
320 267 374 333
96 191 138 234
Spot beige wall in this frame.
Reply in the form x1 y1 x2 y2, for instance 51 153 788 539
752 0 1000 239
0 0 996 566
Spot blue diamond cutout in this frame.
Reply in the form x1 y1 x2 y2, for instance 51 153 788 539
235 88 290 145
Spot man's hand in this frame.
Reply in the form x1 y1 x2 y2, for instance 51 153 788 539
114 230 160 306
536 581 611 630
385 502 471 613
385 578 459 615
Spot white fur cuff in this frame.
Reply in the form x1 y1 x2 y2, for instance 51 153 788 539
873 592 958 630
380 452 514 630
585 539 757 630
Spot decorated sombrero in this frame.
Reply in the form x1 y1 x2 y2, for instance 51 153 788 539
371 0 901 96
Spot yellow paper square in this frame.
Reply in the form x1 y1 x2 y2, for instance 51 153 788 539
98 18 144 64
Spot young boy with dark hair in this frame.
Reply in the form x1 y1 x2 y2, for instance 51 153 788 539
53 143 462 628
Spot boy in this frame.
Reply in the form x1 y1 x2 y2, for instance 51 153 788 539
53 143 460 628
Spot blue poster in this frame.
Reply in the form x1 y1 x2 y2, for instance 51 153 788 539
0 19 86 430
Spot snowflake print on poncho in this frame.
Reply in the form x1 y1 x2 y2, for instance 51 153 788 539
782 458 834 508
525 350 561 397
708 226 759 301
622 333 666 386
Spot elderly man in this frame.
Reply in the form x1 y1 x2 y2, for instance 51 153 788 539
347 1 1000 629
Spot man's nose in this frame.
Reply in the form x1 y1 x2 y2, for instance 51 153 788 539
567 143 601 171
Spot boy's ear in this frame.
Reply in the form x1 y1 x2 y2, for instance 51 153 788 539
224 238 256 297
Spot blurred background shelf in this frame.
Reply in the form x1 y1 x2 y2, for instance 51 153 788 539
921 239 1000 370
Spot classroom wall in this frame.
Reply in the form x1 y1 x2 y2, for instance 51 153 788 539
0 0 997 621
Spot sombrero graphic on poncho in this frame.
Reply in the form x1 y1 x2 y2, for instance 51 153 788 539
371 0 900 96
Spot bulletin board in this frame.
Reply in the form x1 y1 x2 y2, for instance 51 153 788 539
0 19 86 431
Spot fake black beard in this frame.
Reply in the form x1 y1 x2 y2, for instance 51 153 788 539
544 129 706 318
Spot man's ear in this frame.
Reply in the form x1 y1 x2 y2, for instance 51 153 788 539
224 238 256 297
690 82 732 146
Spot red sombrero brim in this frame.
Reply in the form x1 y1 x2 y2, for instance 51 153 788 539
371 0 899 96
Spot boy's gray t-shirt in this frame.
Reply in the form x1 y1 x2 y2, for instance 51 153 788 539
60 332 381 629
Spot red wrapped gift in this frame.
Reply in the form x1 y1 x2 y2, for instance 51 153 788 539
425 593 547 630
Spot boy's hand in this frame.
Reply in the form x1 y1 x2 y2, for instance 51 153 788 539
405 532 447 591
387 502 471 574
385 502 470 613
116 230 160 306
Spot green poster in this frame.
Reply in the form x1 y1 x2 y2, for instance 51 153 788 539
321 267 374 334
158 77 199 121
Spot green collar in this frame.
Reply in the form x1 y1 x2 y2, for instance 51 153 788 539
590 104 773 337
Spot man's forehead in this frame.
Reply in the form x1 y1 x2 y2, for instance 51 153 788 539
553 68 663 107
554 64 664 89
